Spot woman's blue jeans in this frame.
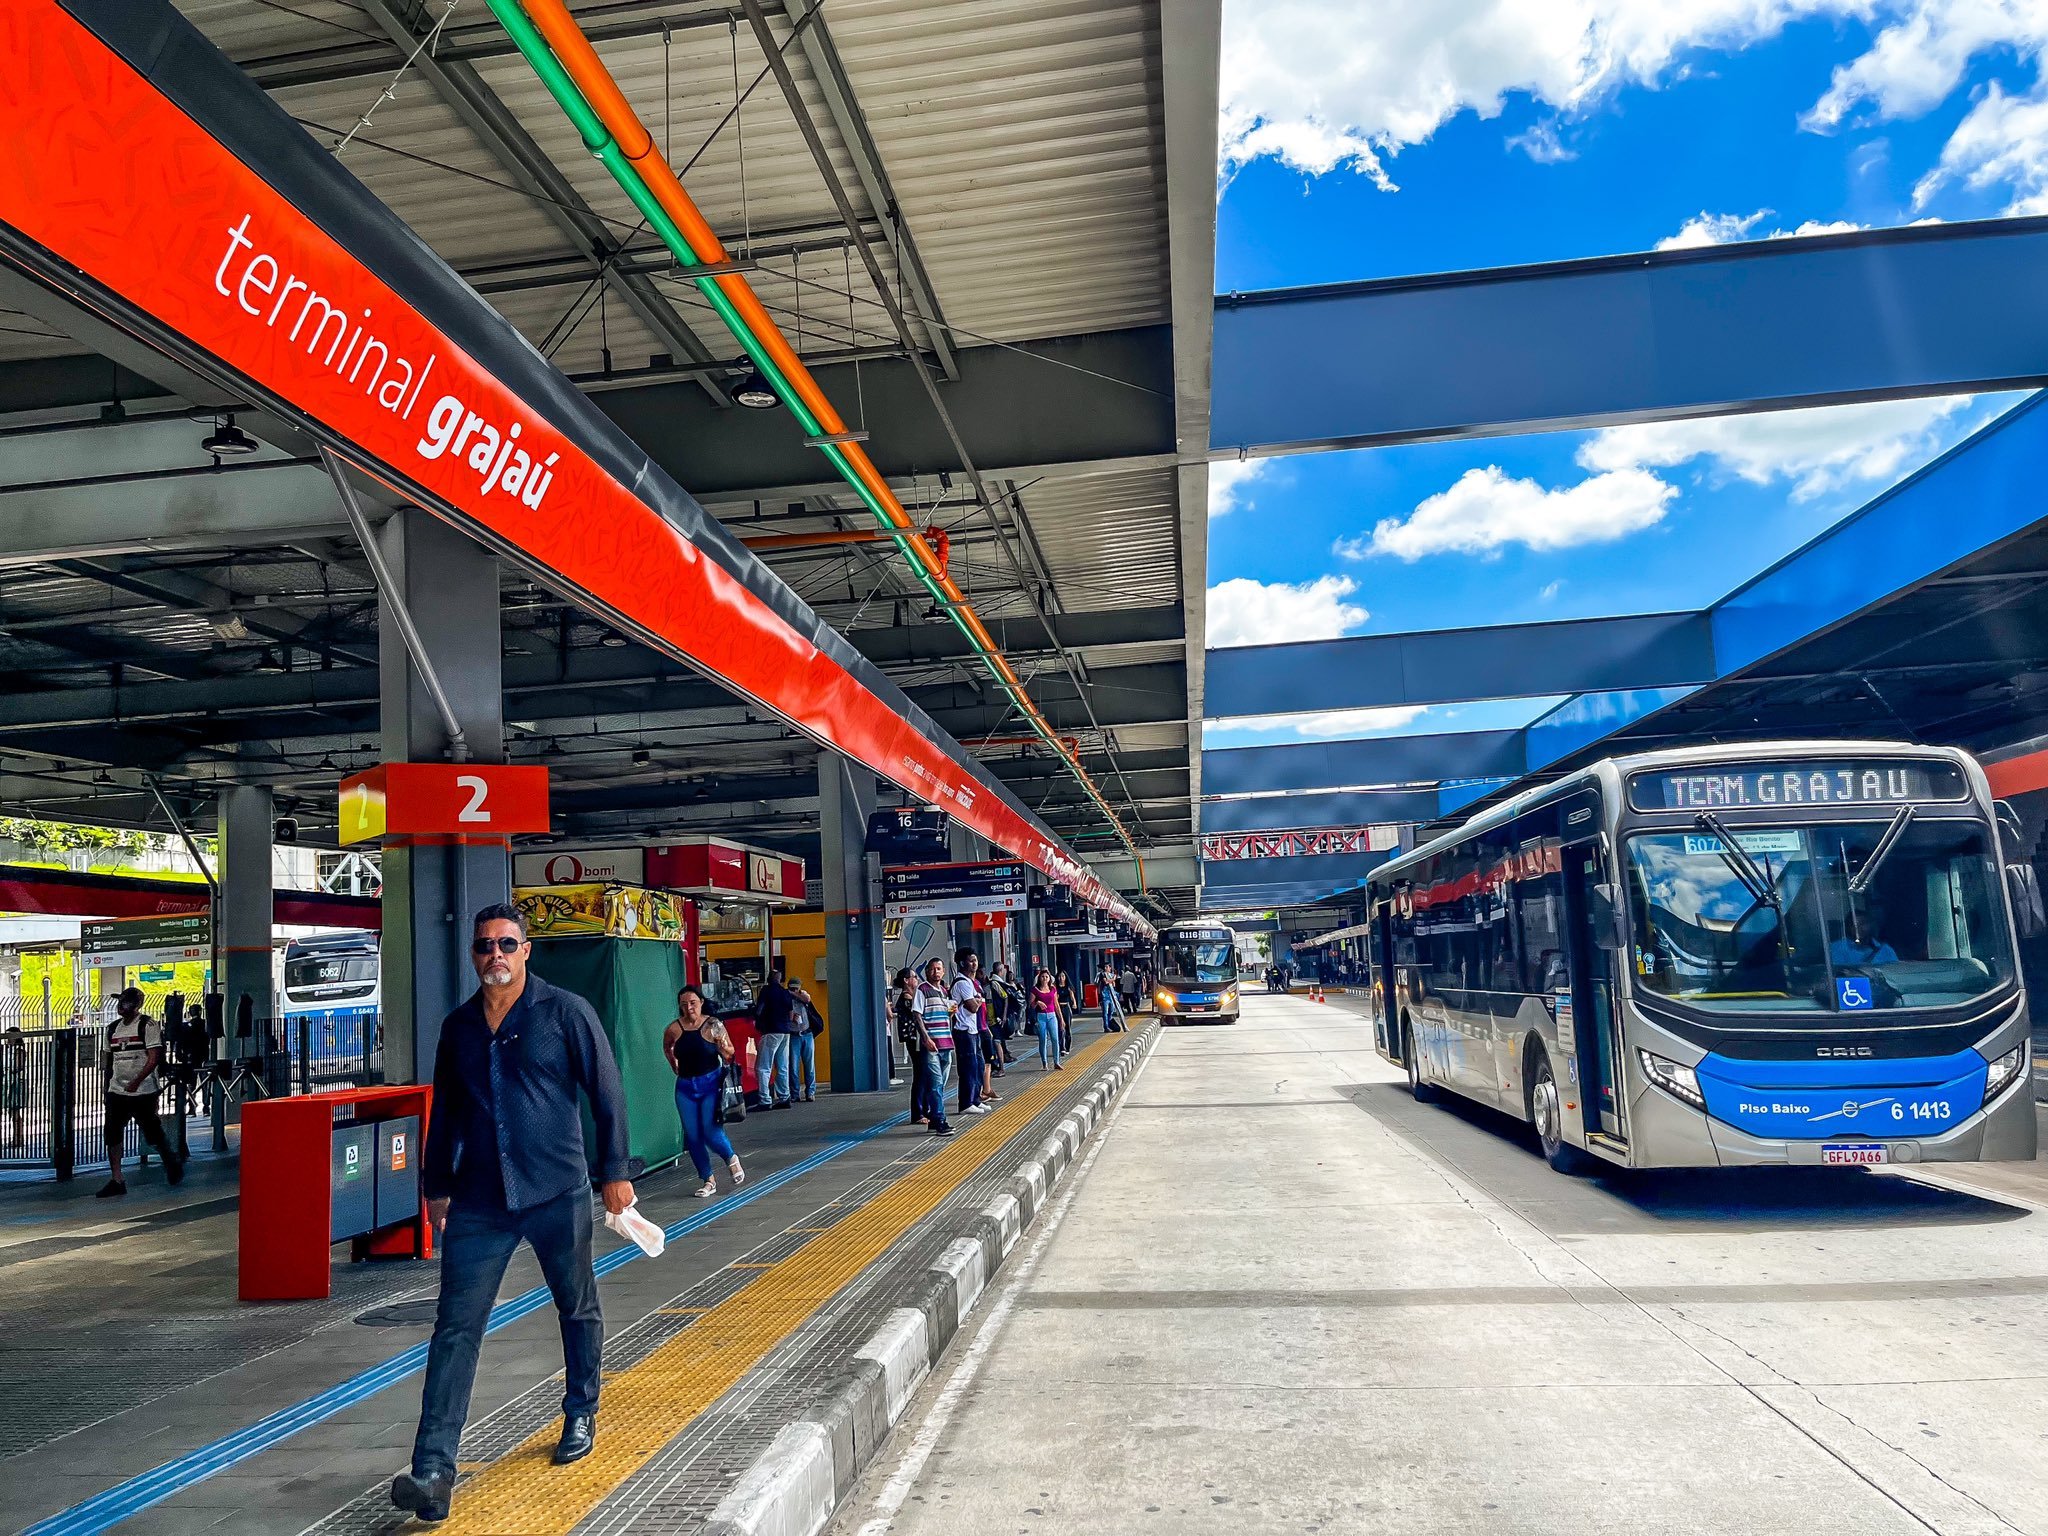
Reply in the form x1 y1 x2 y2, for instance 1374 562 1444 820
675 1073 737 1180
793 1032 817 1097
1035 1011 1063 1067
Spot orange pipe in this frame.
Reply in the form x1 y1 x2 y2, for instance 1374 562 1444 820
512 0 1136 853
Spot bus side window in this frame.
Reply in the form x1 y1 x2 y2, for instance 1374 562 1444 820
1539 949 1566 993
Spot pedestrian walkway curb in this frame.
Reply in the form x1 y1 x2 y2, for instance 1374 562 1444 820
699 1032 1153 1536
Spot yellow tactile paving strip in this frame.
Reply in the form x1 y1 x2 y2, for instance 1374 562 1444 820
436 1032 1122 1534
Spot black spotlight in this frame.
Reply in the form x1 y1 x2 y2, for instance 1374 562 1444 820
729 360 777 409
201 413 259 458
631 748 652 767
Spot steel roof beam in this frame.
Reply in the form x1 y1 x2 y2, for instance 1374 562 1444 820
353 0 731 408
773 0 956 379
56 557 376 672
1213 218 2048 456
0 460 366 567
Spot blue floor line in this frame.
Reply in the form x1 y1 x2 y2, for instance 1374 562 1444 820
24 1111 911 1536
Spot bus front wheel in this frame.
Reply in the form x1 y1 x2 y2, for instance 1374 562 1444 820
1528 1051 1592 1175
1403 1021 1438 1104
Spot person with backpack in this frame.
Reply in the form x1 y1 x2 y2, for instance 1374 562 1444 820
1097 963 1126 1033
754 966 801 1109
98 987 184 1197
892 970 928 1125
788 975 822 1103
913 958 955 1137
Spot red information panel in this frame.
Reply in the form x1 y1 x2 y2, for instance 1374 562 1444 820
339 764 550 844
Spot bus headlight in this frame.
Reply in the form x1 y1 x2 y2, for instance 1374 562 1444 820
1985 1044 2027 1101
1154 990 1174 1012
1638 1048 1706 1111
1223 985 1239 1007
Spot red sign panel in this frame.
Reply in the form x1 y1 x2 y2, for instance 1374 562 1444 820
0 3 1134 927
338 764 550 844
647 838 803 901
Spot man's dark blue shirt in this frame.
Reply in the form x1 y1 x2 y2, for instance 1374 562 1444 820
756 974 800 1034
422 974 631 1212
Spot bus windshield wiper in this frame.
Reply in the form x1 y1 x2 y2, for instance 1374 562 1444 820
1696 812 1780 908
1849 805 1915 896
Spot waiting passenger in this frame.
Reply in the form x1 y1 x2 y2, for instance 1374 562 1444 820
1031 967 1064 1071
1055 972 1078 1052
664 986 744 1200
951 950 988 1117
914 958 955 1137
893 969 929 1125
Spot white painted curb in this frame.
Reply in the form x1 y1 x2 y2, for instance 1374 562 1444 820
699 1031 1151 1536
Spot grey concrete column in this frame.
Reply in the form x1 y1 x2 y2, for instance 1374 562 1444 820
378 510 507 1085
819 752 885 1093
217 784 273 1047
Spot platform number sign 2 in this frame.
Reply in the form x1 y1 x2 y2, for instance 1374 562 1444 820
337 764 550 845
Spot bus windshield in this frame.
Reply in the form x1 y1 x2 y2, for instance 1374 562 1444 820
284 953 376 996
1161 936 1236 984
1625 819 2013 1015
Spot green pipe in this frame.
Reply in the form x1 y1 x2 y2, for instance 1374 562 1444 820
487 0 1132 844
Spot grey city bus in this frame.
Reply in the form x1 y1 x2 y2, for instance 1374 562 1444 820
1153 920 1242 1024
1366 742 2040 1173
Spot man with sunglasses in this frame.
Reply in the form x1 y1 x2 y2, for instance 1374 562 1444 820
392 905 633 1525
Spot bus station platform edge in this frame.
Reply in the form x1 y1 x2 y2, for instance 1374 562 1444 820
2 1021 1153 1536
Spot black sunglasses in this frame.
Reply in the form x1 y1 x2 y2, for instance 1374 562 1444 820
471 936 525 955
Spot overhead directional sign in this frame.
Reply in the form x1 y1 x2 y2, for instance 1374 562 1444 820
882 861 1031 920
82 912 211 969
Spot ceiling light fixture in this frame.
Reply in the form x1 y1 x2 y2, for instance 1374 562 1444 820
201 412 259 460
728 359 778 409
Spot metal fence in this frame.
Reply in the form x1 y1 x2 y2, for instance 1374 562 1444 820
0 1006 384 1178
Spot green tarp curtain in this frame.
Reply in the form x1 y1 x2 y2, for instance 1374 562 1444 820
528 936 684 1174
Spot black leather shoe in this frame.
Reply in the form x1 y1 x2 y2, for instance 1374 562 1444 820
390 1469 454 1523
553 1412 597 1465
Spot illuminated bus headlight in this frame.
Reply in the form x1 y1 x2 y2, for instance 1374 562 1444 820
1985 1044 2027 1101
1154 990 1175 1012
1223 985 1239 1007
1638 1048 1706 1111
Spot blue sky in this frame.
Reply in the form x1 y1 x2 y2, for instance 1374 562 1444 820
1204 0 2048 750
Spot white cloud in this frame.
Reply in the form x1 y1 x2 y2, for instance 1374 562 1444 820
1220 0 2048 220
1804 0 2048 130
1656 209 1866 249
1578 395 1972 500
1206 574 1369 646
1539 579 1566 601
1219 0 1866 185
1208 459 1271 519
1206 704 1433 738
1657 209 1769 248
1914 79 2048 213
1338 466 1676 561
1506 118 1576 162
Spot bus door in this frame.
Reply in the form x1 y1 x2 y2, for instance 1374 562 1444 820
1373 906 1397 1054
1560 840 1625 1142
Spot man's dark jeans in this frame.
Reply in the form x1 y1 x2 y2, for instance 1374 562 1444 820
411 1187 601 1479
955 1027 982 1112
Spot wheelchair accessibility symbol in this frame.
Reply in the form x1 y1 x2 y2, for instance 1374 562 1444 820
1836 976 1874 1011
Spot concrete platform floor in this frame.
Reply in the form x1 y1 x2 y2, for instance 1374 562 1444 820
834 991 2048 1536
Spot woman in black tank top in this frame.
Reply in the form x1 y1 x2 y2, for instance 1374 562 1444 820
664 986 743 1198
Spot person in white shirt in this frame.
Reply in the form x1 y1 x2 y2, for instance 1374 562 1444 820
99 988 184 1197
950 950 990 1116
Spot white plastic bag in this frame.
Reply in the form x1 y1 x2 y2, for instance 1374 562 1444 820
604 1200 666 1257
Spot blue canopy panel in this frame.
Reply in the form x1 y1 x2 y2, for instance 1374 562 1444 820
1201 850 1389 908
1213 219 2048 455
1203 731 1524 798
1205 612 1712 719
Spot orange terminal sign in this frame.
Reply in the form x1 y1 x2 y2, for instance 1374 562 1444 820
0 2 1134 925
